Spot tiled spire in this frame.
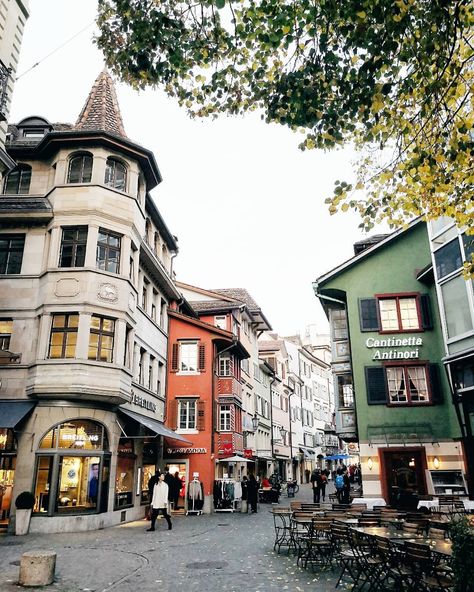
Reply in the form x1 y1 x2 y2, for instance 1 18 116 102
75 69 127 137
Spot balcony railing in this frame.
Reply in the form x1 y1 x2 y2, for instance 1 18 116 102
0 60 11 122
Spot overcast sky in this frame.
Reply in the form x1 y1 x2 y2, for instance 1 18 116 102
10 0 382 336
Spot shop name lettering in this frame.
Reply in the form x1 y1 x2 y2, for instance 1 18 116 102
366 337 423 360
167 447 207 454
131 393 157 412
62 434 99 442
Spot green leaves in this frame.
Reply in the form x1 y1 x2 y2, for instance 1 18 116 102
96 0 474 241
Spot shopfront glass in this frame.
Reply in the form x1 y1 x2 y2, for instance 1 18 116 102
33 419 109 515
0 429 16 525
141 440 158 504
114 439 135 509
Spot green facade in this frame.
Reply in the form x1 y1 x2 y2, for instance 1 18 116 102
318 222 460 442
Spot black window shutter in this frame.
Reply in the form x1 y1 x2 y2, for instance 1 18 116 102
359 299 380 332
198 344 206 372
171 343 179 372
365 366 388 405
429 363 443 404
420 294 433 330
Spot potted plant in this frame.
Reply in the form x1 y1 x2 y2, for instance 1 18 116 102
451 516 474 592
15 491 35 536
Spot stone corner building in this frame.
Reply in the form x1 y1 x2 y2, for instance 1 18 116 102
0 71 186 533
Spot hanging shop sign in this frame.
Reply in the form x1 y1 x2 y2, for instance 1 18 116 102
130 390 157 413
243 449 253 459
166 447 207 454
218 433 234 456
365 336 423 360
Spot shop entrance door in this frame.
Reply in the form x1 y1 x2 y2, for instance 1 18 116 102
0 455 15 531
382 448 427 508
164 460 188 511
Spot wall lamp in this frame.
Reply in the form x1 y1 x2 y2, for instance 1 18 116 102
367 457 373 471
433 456 440 470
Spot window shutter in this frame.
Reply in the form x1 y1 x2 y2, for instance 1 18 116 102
171 343 179 372
359 299 380 332
197 400 205 431
420 294 433 330
169 399 178 429
365 366 388 405
198 344 206 372
429 363 443 404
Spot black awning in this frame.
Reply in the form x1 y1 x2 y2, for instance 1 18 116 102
118 408 191 443
0 400 36 428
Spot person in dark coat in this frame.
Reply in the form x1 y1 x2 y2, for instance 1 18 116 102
172 471 182 509
148 470 160 500
247 474 259 513
310 469 322 503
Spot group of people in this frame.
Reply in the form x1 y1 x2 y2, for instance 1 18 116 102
146 467 183 532
311 465 354 504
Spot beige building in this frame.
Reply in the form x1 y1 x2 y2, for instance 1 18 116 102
0 0 30 172
0 71 186 533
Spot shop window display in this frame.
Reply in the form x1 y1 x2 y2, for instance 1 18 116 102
114 439 135 509
0 431 16 524
33 419 109 516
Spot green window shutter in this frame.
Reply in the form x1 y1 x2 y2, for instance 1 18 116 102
429 363 443 404
359 299 380 332
365 366 388 405
420 294 433 330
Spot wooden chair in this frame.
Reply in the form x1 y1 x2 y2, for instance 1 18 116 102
403 521 425 535
299 518 333 569
427 527 446 540
290 500 302 511
358 516 381 527
330 523 360 589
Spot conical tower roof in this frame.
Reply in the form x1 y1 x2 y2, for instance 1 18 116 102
75 70 127 138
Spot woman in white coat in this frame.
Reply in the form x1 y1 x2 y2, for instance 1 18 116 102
147 473 172 531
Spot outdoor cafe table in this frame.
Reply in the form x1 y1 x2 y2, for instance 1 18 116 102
352 497 386 510
351 526 453 558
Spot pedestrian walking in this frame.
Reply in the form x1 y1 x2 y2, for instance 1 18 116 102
320 471 328 501
310 469 322 503
147 473 172 531
247 473 259 513
172 471 183 510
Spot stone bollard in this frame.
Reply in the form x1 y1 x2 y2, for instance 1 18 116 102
19 550 56 587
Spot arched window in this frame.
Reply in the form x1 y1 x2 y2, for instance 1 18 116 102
3 164 32 194
67 153 93 184
34 419 111 516
104 158 127 192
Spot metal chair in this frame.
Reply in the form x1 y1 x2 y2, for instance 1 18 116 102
272 508 294 554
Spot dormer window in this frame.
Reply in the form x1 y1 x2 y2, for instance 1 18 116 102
3 164 31 194
22 129 46 139
105 158 127 192
67 153 93 184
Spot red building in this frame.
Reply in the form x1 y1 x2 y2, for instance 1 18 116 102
165 309 249 512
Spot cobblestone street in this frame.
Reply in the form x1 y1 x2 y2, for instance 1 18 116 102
0 484 339 592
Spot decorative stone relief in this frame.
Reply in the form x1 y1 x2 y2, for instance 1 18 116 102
97 283 118 303
128 293 136 311
55 278 80 297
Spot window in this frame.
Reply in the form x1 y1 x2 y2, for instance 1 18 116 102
378 295 420 332
88 316 114 363
337 375 354 408
48 314 79 358
386 365 430 404
3 164 31 194
219 405 231 431
218 353 232 376
59 226 88 267
0 319 12 350
104 158 127 192
215 315 226 330
178 399 196 430
67 154 92 184
96 229 121 273
435 239 463 279
160 299 167 329
441 276 473 339
0 235 24 274
181 341 198 373
142 284 148 311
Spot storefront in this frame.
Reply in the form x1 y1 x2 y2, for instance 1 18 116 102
0 401 36 531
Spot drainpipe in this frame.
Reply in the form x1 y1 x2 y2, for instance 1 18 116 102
269 374 276 472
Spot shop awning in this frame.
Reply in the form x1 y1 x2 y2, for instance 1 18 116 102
0 400 36 428
217 455 254 463
118 408 191 443
324 454 351 460
299 447 315 459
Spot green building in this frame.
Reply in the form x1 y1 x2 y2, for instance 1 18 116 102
314 220 465 505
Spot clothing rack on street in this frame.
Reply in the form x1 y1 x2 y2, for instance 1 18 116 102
213 478 241 512
186 477 204 516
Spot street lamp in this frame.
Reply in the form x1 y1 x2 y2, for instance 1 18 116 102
251 414 259 431
279 426 288 441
